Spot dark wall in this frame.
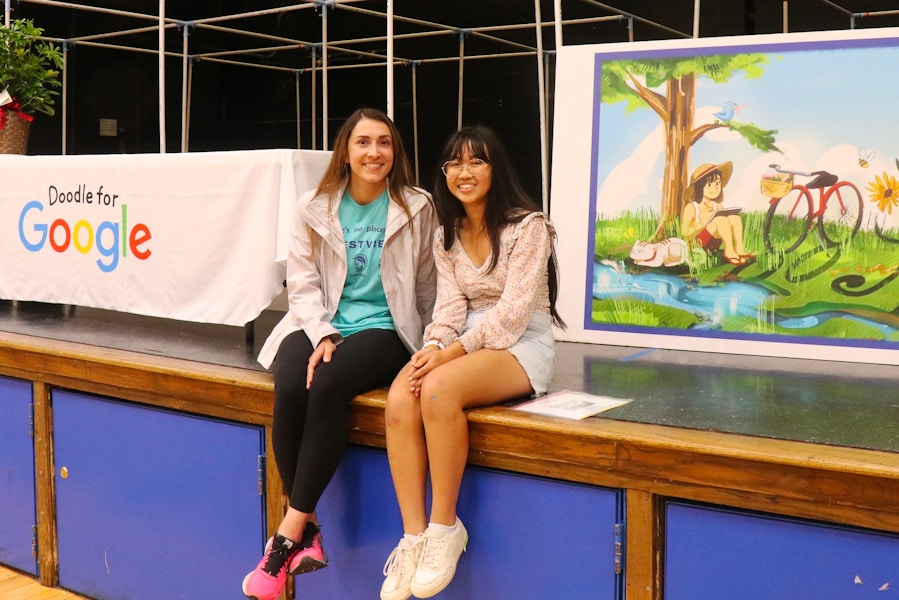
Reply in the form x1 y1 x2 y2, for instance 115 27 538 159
15 0 899 202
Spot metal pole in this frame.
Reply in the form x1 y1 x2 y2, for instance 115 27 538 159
159 0 166 153
457 32 465 130
411 61 419 185
783 0 789 33
387 0 394 119
186 58 193 151
553 0 563 50
181 23 189 152
62 42 68 154
321 4 329 150
693 0 700 38
295 71 301 149
4 0 10 27
311 46 317 150
534 0 549 212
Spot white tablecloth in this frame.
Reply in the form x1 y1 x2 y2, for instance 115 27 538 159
1 149 331 326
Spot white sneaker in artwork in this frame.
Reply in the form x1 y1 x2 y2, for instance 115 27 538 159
380 534 425 600
409 517 468 598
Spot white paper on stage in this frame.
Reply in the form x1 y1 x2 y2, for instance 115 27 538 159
1 149 332 326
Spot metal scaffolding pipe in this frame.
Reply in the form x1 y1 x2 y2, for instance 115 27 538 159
387 0 394 119
14 0 707 163
311 46 317 150
554 0 563 49
24 0 171 23
181 24 189 152
411 62 420 185
159 0 166 153
62 43 68 154
295 72 301 149
693 0 700 38
321 3 329 149
186 58 194 151
535 0 549 212
457 32 465 130
580 0 690 38
68 24 178 43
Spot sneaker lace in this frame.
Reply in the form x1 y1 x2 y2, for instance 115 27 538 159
418 535 448 571
262 541 293 576
382 539 418 577
382 545 403 576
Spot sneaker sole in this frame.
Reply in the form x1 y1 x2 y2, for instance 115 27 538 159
290 555 329 575
241 572 265 600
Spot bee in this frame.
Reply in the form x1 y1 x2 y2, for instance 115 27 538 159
858 147 875 168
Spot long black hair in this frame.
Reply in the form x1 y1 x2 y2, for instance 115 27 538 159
432 125 564 327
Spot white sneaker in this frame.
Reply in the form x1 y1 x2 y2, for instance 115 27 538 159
409 518 468 598
380 535 424 600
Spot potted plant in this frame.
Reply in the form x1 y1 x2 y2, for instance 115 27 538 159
0 18 63 153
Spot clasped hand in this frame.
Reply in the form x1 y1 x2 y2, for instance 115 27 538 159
407 345 451 398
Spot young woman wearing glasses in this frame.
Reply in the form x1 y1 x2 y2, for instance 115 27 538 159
379 125 563 600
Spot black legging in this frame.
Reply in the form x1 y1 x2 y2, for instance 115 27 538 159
271 328 410 513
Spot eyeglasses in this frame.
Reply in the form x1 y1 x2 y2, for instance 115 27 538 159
441 159 490 178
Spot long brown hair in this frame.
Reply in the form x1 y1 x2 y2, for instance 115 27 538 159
315 108 415 221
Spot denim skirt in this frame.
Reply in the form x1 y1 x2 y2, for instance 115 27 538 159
464 310 555 396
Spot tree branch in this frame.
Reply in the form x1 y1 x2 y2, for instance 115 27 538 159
625 70 668 121
689 122 725 146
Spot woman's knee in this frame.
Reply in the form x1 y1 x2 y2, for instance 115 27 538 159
419 374 462 422
385 381 421 429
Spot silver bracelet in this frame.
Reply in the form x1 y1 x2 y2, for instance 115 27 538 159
423 340 446 350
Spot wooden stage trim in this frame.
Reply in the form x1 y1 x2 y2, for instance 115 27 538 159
2 329 898 598
352 390 899 535
3 327 898 535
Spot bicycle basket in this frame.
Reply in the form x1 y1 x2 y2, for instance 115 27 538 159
760 174 793 198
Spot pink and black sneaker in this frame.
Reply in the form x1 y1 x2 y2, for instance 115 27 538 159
289 521 329 575
242 534 298 600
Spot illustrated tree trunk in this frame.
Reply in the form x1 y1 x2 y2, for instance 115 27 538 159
654 74 696 240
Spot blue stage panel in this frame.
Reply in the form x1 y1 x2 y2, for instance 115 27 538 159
300 445 622 599
665 501 899 599
0 376 38 575
53 390 265 600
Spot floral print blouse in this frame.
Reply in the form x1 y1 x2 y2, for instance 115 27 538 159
424 211 553 353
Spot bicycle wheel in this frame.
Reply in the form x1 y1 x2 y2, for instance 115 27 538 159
764 186 813 254
818 181 863 247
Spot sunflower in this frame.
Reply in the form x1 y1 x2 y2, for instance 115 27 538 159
866 171 899 214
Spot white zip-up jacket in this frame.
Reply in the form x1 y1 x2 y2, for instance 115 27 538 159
258 184 438 369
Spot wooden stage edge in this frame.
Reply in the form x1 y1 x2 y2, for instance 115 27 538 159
2 328 898 598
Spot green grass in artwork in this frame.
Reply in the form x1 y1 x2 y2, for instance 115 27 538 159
722 314 889 340
592 211 899 337
592 298 700 329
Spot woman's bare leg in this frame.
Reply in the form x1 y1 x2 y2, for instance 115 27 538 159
418 349 532 526
385 363 430 535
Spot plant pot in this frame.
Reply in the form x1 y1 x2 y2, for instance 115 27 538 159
0 110 32 154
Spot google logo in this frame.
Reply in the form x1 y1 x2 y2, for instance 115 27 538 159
18 200 152 273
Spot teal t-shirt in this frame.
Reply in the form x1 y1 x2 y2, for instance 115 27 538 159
331 189 396 337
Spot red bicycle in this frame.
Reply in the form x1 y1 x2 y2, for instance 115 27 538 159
762 164 863 254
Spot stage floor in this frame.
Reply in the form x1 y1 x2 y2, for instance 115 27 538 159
1 300 896 454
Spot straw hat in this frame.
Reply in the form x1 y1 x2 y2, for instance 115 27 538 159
689 161 733 188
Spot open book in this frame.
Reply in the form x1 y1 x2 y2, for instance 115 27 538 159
711 206 742 219
513 390 632 420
